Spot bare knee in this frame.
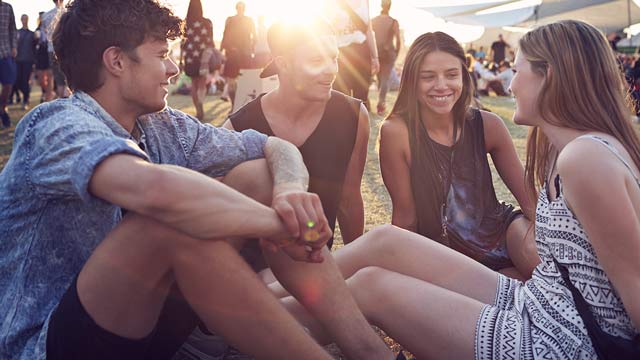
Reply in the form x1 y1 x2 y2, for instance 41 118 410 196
348 266 394 322
104 213 213 272
222 159 272 205
357 224 405 255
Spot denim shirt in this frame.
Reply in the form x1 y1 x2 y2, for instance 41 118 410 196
0 91 268 360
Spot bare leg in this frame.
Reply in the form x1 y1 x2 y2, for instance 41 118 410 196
505 216 540 278
0 83 12 112
270 225 500 304
190 76 206 120
351 267 484 359
282 267 487 359
41 69 54 102
223 159 394 360
226 77 237 106
77 217 331 359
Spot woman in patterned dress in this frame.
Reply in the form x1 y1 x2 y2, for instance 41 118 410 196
277 20 639 359
181 0 215 120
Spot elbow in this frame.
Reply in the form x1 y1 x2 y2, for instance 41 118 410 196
391 212 416 232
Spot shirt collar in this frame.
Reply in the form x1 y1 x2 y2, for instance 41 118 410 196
71 91 133 140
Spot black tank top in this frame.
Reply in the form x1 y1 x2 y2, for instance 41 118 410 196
230 90 361 248
411 108 520 269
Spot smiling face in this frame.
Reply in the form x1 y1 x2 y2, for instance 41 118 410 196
510 51 545 126
280 35 339 102
120 39 179 115
417 50 464 118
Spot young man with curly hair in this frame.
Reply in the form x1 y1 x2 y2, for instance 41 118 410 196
0 1 396 359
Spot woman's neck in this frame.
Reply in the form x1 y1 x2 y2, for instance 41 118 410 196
421 107 455 135
540 122 589 153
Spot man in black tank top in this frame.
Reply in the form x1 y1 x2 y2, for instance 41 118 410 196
179 19 397 360
224 19 370 251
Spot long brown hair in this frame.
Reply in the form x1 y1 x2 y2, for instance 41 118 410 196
520 20 640 198
387 32 474 239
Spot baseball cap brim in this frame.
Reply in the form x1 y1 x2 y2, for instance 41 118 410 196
259 60 278 78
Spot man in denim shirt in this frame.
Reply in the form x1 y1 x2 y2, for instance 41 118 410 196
0 1 395 360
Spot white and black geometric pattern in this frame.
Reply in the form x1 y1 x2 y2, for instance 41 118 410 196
475 135 639 359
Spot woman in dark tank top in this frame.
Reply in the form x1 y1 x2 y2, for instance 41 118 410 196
379 32 540 279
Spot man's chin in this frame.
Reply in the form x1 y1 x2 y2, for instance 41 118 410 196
302 91 331 103
142 101 168 116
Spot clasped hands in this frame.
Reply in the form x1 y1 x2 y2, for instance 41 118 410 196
260 184 332 263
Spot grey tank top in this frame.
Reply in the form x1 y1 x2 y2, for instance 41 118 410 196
411 109 521 270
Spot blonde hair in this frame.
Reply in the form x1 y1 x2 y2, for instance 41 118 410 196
519 20 640 198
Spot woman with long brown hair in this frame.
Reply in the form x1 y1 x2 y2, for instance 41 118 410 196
379 31 538 279
274 21 639 359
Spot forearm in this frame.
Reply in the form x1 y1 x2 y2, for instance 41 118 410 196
264 137 309 193
140 164 288 240
337 195 365 244
391 210 417 232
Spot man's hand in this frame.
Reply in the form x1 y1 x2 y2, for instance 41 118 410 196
265 184 332 262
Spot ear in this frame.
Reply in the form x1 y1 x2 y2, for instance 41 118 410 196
546 63 552 80
102 46 127 78
274 56 288 75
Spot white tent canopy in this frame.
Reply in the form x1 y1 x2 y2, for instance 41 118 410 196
416 0 640 33
618 33 640 46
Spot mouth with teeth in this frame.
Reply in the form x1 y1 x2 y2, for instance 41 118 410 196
428 94 454 104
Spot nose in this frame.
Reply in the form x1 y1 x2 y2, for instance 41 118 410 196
165 58 179 79
434 76 448 89
324 59 338 77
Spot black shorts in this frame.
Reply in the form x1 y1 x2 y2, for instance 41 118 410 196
46 277 199 360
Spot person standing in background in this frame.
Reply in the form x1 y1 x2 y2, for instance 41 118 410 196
220 1 255 106
15 14 35 111
34 11 52 103
328 0 379 110
181 0 215 120
40 0 68 100
253 15 270 68
0 0 16 128
489 33 509 64
372 0 400 115
475 45 486 61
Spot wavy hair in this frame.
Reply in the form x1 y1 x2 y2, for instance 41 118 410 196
53 0 183 92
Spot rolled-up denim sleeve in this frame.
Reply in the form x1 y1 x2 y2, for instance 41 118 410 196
29 112 149 203
176 110 267 177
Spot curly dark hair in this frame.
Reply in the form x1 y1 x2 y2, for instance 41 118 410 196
53 0 183 92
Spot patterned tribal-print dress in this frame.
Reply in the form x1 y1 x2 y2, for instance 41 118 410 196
475 135 639 359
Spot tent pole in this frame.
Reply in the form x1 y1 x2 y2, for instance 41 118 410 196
630 0 633 34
